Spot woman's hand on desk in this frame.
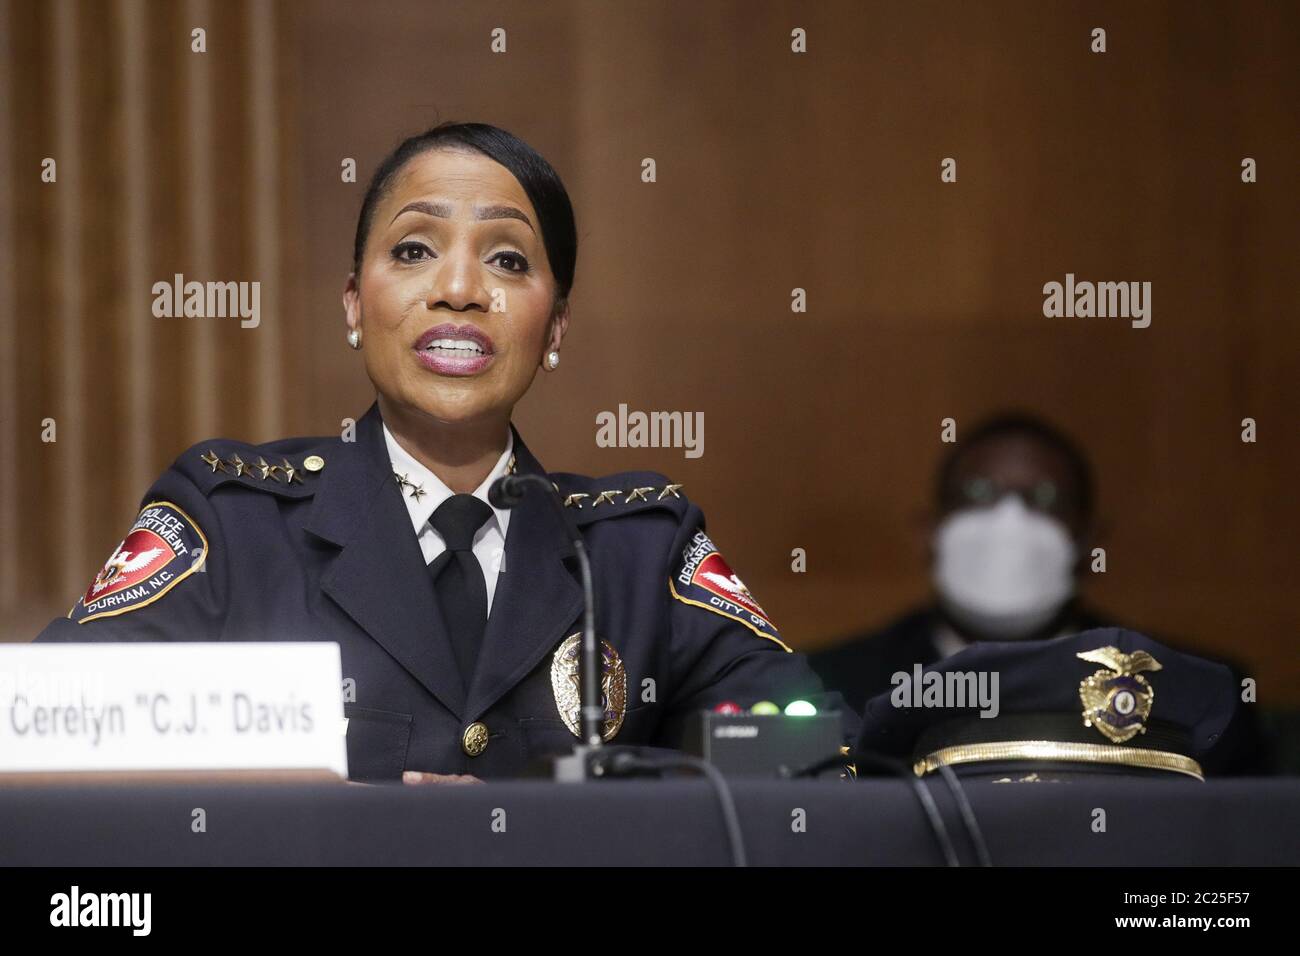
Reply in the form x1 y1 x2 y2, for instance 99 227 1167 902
402 771 484 785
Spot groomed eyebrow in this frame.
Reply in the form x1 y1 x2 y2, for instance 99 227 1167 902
389 200 534 233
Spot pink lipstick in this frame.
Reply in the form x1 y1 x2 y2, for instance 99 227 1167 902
413 323 496 376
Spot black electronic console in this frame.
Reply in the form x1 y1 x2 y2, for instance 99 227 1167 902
684 711 847 778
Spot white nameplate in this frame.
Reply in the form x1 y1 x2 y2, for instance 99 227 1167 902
0 643 347 777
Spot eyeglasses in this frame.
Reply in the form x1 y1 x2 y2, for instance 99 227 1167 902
955 476 1073 516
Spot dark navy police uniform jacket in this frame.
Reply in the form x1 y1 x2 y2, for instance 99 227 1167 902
35 403 843 780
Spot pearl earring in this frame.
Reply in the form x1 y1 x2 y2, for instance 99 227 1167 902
347 328 362 350
547 351 560 370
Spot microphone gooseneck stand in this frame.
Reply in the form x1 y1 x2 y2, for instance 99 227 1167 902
488 474 751 864
488 474 602 778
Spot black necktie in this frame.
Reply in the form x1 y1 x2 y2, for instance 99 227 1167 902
427 494 494 690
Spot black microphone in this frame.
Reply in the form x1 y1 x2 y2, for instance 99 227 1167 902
488 474 604 763
486 473 531 510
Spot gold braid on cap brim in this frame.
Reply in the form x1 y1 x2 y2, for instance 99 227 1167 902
913 740 1204 781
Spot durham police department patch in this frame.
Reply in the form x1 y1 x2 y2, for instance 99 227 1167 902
669 529 790 650
71 501 208 623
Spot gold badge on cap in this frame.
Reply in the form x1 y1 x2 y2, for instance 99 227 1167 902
1077 646 1162 744
550 633 627 742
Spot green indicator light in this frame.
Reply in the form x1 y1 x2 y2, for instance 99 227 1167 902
750 701 780 715
784 700 817 717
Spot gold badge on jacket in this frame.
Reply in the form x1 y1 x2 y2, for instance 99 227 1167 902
1077 646 1162 744
550 633 627 741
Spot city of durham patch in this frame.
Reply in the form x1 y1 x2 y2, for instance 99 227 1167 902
71 501 208 623
669 529 789 649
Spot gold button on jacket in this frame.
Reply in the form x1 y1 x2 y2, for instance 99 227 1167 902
462 722 489 757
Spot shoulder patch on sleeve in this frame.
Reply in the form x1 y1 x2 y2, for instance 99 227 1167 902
669 528 790 650
70 501 208 623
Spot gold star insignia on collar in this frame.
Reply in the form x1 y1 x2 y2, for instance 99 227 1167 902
200 450 222 472
563 493 590 509
251 456 274 480
507 454 517 475
657 483 683 500
279 458 304 485
592 489 623 507
393 471 426 501
625 486 656 503
225 453 248 477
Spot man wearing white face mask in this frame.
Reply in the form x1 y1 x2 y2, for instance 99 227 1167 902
932 493 1080 644
811 413 1270 774
811 414 1111 714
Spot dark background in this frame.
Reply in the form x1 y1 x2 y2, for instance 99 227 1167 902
2 1 1296 702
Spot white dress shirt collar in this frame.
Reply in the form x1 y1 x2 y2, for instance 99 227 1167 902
383 423 515 540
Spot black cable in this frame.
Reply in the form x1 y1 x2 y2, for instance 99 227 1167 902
602 751 747 867
934 763 993 867
788 751 987 865
850 752 961 867
787 752 856 779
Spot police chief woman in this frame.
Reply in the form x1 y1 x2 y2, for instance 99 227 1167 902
34 122 841 782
